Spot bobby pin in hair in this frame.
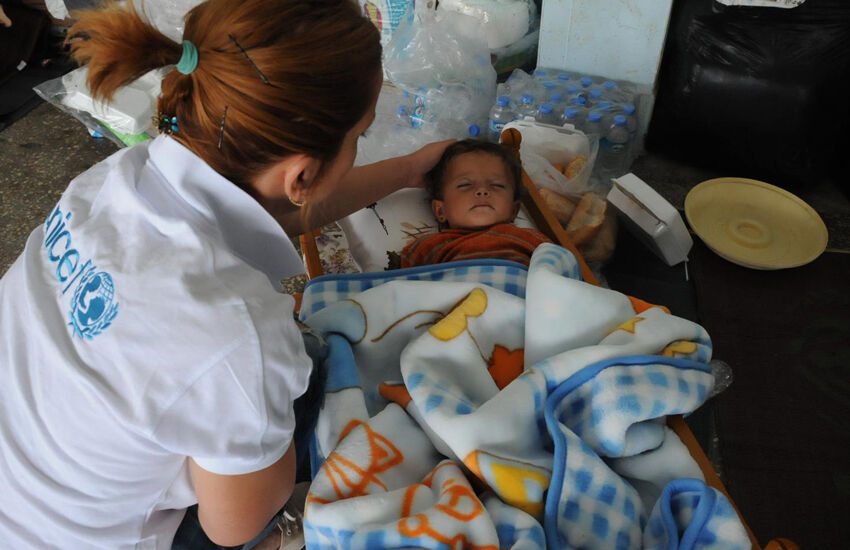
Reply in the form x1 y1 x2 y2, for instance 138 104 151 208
228 34 280 89
217 105 229 150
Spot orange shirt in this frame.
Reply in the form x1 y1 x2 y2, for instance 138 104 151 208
400 223 551 268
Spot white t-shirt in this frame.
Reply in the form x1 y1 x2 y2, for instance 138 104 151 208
0 136 312 549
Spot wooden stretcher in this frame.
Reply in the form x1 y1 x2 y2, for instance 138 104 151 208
296 129 798 550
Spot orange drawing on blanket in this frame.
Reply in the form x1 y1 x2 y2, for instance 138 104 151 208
429 288 487 341
487 345 525 389
614 316 645 334
398 463 497 550
309 420 404 505
660 340 698 358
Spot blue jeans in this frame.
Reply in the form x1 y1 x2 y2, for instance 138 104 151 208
171 328 328 550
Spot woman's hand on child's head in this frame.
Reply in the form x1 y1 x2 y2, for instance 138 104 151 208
404 139 456 189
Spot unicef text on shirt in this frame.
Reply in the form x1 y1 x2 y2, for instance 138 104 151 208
43 205 119 339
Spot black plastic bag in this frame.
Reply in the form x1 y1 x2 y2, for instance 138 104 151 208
647 0 850 192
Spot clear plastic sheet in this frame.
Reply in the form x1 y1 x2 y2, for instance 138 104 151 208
383 5 496 127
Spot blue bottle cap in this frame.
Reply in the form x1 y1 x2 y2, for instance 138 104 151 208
590 89 602 99
564 107 578 119
549 93 564 103
557 73 571 81
402 90 410 98
468 124 481 137
603 80 616 90
543 82 556 90
613 115 627 126
588 111 602 122
540 103 553 114
623 104 636 115
566 84 579 95
580 77 593 87
598 101 612 110
533 69 547 77
521 94 534 104
572 96 586 106
397 105 408 116
497 95 510 107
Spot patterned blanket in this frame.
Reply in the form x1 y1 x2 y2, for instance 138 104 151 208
301 244 749 549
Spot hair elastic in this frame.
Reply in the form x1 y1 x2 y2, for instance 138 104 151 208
176 40 199 75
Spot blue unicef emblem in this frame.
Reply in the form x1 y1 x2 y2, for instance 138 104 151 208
69 270 119 339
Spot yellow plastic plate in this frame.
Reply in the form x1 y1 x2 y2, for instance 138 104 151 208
685 177 828 270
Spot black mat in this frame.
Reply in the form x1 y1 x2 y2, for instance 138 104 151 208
689 240 850 548
1 11 71 133
602 227 716 460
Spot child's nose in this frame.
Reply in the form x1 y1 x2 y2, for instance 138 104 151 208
475 186 489 196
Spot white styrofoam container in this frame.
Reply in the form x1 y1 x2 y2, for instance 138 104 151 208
607 173 692 266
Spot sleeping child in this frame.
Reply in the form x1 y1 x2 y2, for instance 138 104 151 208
399 139 552 268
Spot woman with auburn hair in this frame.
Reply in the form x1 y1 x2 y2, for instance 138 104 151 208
0 1 451 549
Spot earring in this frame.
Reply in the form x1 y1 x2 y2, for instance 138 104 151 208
288 196 305 208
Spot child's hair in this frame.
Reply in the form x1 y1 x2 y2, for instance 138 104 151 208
68 0 381 192
425 139 523 201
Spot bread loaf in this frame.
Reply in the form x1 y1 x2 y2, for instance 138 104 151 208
538 187 578 224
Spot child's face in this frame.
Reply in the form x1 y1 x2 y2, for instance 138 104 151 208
431 151 520 230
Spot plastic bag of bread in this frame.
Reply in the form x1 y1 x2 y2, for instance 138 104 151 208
539 189 617 264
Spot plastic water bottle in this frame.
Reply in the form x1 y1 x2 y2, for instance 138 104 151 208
561 106 581 130
488 95 516 142
498 74 525 100
532 68 550 83
537 103 558 125
517 93 538 120
596 100 613 127
548 92 566 112
589 88 603 104
540 81 558 98
584 110 604 136
621 103 639 138
599 114 631 181
396 105 411 127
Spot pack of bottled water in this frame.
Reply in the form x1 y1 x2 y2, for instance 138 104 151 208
490 67 644 184
394 85 490 141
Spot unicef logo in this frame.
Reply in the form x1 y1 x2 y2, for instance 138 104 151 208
69 270 119 339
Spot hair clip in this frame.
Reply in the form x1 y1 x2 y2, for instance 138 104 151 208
217 106 229 150
156 115 179 134
228 34 280 89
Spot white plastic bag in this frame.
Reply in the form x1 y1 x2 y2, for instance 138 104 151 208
437 0 537 50
132 0 204 42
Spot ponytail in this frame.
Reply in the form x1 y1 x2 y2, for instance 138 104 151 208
66 0 382 194
68 2 181 102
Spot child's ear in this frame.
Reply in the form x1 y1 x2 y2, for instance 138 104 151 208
431 199 447 223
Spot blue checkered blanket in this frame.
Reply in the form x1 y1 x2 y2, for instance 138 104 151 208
301 244 750 549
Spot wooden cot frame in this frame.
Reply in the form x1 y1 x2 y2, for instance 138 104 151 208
296 131 798 550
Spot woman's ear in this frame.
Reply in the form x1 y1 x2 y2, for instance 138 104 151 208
252 154 321 202
431 199 447 223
